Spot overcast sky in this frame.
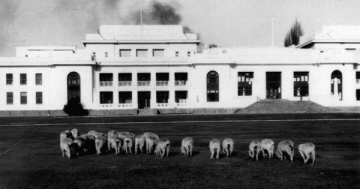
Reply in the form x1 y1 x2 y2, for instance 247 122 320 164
0 0 359 56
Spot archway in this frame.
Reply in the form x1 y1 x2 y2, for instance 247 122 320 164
67 72 81 103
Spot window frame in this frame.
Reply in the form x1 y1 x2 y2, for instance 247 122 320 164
36 92 43 104
20 92 27 105
238 72 253 96
36 73 42 85
6 92 13 105
20 74 27 85
6 74 13 85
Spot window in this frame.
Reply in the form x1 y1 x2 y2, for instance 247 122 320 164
331 70 342 100
175 91 187 103
92 52 96 61
157 91 169 103
187 51 191 57
156 73 169 86
294 72 309 97
21 92 27 104
119 92 132 103
207 71 219 102
105 52 108 57
36 92 42 104
100 73 113 86
356 72 360 83
118 73 132 86
137 73 151 86
100 92 113 104
6 92 13 104
20 74 26 85
136 49 148 57
153 49 164 57
120 49 131 57
36 73 42 85
238 72 253 96
6 74 13 85
175 51 179 57
175 73 187 86
357 90 360 101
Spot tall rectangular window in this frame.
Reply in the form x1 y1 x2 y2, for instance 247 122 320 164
36 73 42 85
6 92 13 104
120 49 131 57
100 92 113 104
294 72 309 97
238 72 253 96
187 51 191 57
136 49 148 57
20 92 27 104
357 90 360 101
20 74 27 85
6 74 13 85
36 92 42 104
153 49 164 57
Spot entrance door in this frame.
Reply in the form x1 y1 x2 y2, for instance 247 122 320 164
67 72 81 103
138 91 151 109
266 72 281 99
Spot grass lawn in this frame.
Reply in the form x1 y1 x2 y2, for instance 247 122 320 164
0 114 359 188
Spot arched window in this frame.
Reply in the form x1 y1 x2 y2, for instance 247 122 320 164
331 70 342 100
67 72 81 103
207 71 219 102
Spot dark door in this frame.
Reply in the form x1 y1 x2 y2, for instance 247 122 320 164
68 72 81 103
266 72 281 99
138 91 151 109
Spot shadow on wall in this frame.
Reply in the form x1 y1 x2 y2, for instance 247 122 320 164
63 99 89 116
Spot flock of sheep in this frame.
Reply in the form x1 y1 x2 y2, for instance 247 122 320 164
59 129 316 165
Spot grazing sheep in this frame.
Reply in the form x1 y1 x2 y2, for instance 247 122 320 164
95 136 107 155
222 138 234 157
122 137 134 154
88 130 107 138
118 132 135 141
79 134 96 153
260 139 275 159
73 137 86 156
143 132 160 154
60 137 73 158
298 142 316 165
71 128 79 139
60 130 71 139
145 136 157 154
209 139 221 159
181 137 194 157
135 135 146 154
276 140 295 162
248 140 261 161
108 135 122 155
154 138 171 157
108 130 119 138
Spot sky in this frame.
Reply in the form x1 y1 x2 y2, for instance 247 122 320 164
0 0 360 57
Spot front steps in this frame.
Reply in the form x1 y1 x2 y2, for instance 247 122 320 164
138 109 158 116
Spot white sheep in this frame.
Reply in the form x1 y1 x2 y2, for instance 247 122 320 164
135 135 146 154
276 140 295 162
181 137 193 157
298 142 316 165
88 130 107 138
222 138 234 157
209 139 221 159
108 135 122 155
143 132 160 154
249 140 261 161
122 137 133 154
154 138 171 157
95 136 107 155
260 139 275 159
71 128 79 139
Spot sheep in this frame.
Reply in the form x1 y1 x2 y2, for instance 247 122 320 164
95 136 107 155
60 137 73 158
73 137 86 156
222 138 234 157
60 130 71 139
276 140 295 162
79 134 96 153
143 132 160 154
135 135 146 154
209 139 221 159
260 139 275 159
118 132 135 141
181 137 194 157
298 142 316 165
71 128 79 139
154 138 171 157
108 130 119 138
248 140 261 160
108 135 122 155
88 130 107 138
121 136 133 154
145 136 157 154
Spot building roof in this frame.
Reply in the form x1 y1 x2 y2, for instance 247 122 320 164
83 25 199 44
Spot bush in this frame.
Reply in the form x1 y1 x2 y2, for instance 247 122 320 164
63 98 89 116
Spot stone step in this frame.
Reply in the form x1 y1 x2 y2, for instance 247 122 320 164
138 109 158 116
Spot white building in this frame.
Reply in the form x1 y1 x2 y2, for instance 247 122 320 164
0 25 359 116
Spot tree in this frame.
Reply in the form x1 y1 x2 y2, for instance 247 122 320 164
284 19 304 47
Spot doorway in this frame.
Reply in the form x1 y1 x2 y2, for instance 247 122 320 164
138 91 151 109
266 72 281 99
